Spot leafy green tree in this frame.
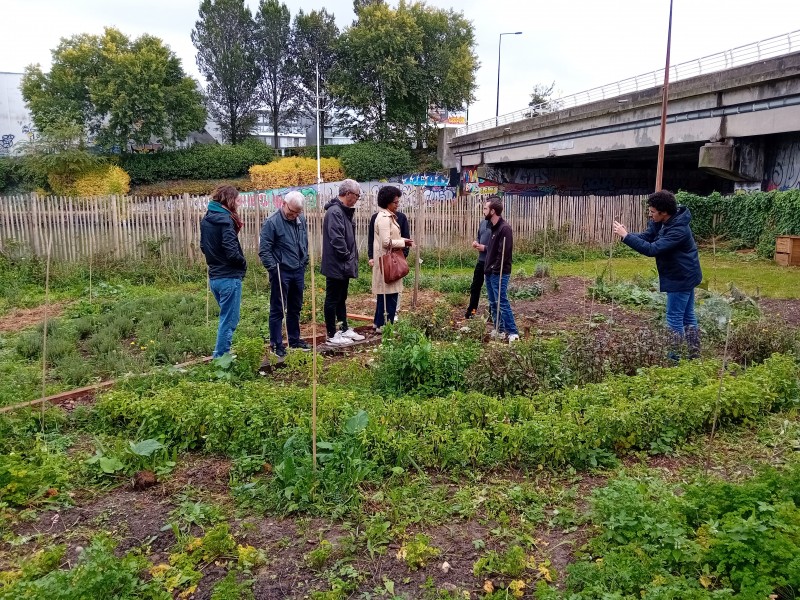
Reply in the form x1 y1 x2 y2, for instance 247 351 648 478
254 0 297 149
21 28 206 152
332 2 477 145
292 8 339 143
192 0 261 144
353 0 385 14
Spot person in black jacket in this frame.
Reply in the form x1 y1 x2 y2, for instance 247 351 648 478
465 200 492 319
484 197 519 342
200 185 247 358
321 179 365 346
613 190 703 359
259 191 309 357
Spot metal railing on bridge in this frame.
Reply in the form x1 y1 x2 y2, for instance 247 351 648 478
457 29 800 137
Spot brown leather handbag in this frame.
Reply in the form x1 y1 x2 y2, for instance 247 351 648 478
380 248 409 284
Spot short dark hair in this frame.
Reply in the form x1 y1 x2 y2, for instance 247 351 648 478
648 190 677 215
377 185 401 209
487 196 503 216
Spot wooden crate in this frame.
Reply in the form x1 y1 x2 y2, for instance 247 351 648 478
775 235 800 266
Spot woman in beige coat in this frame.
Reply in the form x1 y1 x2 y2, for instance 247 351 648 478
372 185 413 331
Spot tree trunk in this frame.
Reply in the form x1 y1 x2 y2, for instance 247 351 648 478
272 109 279 152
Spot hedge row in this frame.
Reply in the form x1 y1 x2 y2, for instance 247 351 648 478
90 354 798 471
120 140 275 185
678 189 800 257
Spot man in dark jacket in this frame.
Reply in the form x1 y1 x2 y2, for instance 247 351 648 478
483 196 519 342
321 179 365 345
465 200 493 319
259 191 309 357
613 190 703 358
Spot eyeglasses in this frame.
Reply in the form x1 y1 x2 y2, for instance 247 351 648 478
285 206 302 216
351 191 361 199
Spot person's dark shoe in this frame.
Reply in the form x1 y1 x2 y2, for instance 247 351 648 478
464 309 476 319
271 345 287 358
290 340 311 351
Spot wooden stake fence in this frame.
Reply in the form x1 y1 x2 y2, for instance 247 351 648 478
0 192 648 263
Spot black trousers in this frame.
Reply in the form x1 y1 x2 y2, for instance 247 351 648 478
374 293 399 327
466 259 485 315
324 277 350 337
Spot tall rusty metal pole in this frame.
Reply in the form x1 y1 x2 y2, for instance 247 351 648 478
655 0 674 192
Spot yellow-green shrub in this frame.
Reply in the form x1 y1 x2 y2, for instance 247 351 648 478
249 157 344 190
48 166 131 197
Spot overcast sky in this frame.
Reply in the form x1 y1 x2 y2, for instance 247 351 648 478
2 0 797 124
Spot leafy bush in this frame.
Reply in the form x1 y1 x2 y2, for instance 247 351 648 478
0 536 169 599
300 145 346 159
727 318 799 365
678 189 800 257
131 177 257 197
372 323 480 396
0 442 72 507
249 156 343 189
49 165 131 197
91 354 799 475
121 140 274 185
338 142 414 181
567 466 800 599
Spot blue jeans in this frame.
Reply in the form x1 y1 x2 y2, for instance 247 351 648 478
665 290 698 335
485 273 518 335
210 277 242 358
269 266 305 350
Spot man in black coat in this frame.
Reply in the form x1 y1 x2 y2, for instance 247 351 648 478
613 190 703 359
321 179 365 345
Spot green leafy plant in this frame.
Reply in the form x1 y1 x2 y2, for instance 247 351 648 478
397 533 440 570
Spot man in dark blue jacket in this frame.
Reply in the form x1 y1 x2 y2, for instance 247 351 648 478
613 190 703 358
259 191 309 357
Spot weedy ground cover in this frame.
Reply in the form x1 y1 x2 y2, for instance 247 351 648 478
2 248 800 598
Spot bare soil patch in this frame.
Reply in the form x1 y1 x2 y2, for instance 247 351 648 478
0 302 67 334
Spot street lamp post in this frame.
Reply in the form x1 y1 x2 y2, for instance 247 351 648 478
496 31 522 127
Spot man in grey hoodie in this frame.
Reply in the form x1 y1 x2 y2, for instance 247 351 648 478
321 179 365 345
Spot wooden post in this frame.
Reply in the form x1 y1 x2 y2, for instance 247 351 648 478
110 195 121 257
412 188 423 308
182 193 193 264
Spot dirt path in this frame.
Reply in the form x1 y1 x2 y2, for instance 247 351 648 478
0 302 67 334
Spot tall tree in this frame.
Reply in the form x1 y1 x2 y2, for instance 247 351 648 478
528 81 556 109
292 9 339 144
353 0 385 14
332 2 478 144
21 27 206 151
254 0 296 150
331 3 421 142
192 0 261 144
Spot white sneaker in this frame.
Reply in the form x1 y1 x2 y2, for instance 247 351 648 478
327 331 354 346
508 334 520 343
341 328 365 341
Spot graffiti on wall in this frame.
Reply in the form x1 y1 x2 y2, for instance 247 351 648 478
765 137 800 191
0 134 14 157
402 172 450 187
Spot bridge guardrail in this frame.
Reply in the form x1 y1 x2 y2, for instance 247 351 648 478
457 29 800 137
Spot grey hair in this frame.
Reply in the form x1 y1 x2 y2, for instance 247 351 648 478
284 191 304 209
339 179 361 196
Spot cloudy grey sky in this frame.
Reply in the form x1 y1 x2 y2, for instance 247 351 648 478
2 0 797 124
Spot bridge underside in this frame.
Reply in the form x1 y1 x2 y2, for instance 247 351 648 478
473 142 734 197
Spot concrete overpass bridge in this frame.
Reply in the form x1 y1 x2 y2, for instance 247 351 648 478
445 31 800 196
